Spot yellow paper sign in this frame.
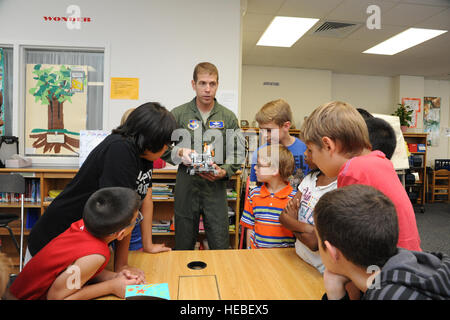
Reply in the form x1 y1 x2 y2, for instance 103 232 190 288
110 77 139 100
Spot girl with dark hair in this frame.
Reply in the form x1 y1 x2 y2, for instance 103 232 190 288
27 102 176 278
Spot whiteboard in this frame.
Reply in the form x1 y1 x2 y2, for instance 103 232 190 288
79 130 109 167
372 113 409 170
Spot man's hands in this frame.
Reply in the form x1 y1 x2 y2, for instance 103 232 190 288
178 148 195 166
178 148 226 181
198 163 227 181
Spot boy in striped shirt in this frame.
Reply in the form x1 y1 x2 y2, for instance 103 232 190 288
240 144 296 249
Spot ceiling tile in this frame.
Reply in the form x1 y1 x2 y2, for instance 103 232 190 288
245 0 285 15
243 12 274 32
277 0 344 18
327 0 398 23
380 3 445 26
398 0 450 7
416 7 450 29
346 24 406 41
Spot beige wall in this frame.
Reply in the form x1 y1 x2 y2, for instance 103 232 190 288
241 65 331 129
332 73 396 115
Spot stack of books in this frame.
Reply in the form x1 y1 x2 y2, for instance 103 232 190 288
152 183 175 200
152 220 171 233
226 189 237 200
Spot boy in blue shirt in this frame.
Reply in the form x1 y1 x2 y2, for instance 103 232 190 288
250 99 309 189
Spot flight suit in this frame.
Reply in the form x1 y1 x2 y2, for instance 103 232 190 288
163 98 245 250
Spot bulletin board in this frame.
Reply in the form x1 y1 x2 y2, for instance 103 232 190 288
401 97 421 128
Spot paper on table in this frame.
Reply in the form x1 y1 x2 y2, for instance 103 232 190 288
125 283 170 300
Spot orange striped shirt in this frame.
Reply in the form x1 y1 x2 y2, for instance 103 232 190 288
240 183 296 249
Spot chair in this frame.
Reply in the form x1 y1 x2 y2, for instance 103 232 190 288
0 174 26 271
430 169 449 203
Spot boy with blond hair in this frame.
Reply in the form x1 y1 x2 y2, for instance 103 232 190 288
241 144 297 249
300 101 421 252
250 99 309 188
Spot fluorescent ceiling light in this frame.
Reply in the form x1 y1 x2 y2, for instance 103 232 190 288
257 16 319 47
363 27 447 55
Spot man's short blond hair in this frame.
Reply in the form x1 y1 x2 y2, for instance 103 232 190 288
258 144 294 181
193 62 219 83
300 101 371 157
255 99 293 127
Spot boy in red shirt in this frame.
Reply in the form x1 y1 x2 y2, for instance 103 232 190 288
300 101 421 252
5 187 145 300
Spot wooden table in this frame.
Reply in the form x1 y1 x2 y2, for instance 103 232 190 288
100 248 325 300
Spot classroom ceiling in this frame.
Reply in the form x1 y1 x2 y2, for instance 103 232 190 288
242 0 450 80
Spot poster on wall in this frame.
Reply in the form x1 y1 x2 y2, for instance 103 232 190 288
0 48 5 136
25 64 88 156
423 97 441 147
401 97 420 128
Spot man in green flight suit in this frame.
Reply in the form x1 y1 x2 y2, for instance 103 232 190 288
162 62 245 250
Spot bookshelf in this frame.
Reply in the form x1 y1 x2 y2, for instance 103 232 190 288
0 166 243 268
403 133 427 208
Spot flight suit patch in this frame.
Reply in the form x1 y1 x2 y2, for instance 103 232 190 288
188 120 200 130
209 120 224 129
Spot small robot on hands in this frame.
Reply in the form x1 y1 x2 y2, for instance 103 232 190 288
186 143 218 176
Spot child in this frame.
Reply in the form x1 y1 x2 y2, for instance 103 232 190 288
240 144 296 249
250 99 309 189
357 108 397 160
6 187 145 300
279 148 337 273
300 101 421 252
315 184 450 300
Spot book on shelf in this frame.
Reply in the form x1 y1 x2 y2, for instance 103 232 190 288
0 179 41 203
226 188 237 200
152 219 171 233
152 183 174 200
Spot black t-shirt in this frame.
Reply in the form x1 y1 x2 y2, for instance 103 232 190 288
28 134 153 256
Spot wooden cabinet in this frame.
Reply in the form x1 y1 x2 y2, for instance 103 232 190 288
0 166 243 268
403 133 427 207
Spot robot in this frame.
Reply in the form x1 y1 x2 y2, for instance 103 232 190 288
187 143 217 176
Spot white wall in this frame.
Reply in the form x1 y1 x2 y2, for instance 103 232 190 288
0 0 241 132
332 73 396 115
241 65 450 164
